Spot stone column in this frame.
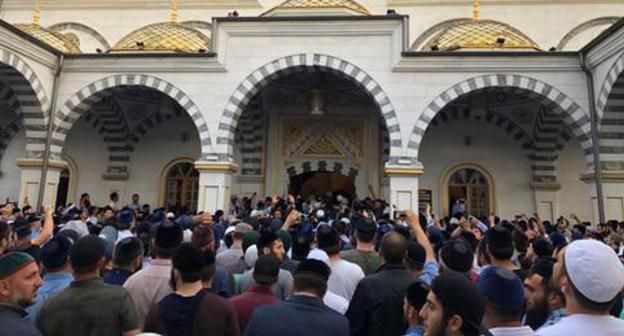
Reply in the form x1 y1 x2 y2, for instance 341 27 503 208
16 158 67 207
582 171 624 222
195 161 237 213
530 182 561 223
384 163 423 213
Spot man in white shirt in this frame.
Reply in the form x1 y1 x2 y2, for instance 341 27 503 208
308 249 350 314
478 266 535 336
536 239 624 336
316 224 364 301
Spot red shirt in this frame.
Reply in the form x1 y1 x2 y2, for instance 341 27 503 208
229 285 280 333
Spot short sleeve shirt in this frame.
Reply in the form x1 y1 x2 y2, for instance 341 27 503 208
37 278 140 336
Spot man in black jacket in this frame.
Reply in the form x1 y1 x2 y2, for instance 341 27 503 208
346 231 415 336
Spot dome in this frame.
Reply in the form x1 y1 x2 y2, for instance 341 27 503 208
111 22 210 53
263 0 370 16
14 23 81 53
423 19 540 51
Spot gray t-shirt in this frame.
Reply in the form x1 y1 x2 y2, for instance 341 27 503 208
240 268 293 300
340 249 382 276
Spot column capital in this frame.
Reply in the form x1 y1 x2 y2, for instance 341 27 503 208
194 161 238 173
16 158 68 170
581 171 624 183
384 162 424 176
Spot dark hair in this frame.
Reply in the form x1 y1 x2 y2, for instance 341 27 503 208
293 273 327 297
440 305 480 336
110 192 119 200
292 237 311 261
201 250 217 283
513 230 529 253
458 231 478 253
356 229 375 244
380 232 407 264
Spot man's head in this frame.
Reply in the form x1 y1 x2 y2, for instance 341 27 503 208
439 239 474 275
110 192 119 202
553 240 624 314
293 259 331 298
70 235 105 275
485 226 514 261
0 252 42 308
404 280 429 326
172 243 208 287
233 223 253 242
315 224 341 256
477 266 525 328
380 231 407 264
354 219 377 244
154 221 183 258
41 236 73 272
253 255 280 286
113 237 143 271
420 273 485 336
117 209 135 231
258 231 285 262
131 193 139 203
405 240 426 272
191 225 215 251
523 258 562 330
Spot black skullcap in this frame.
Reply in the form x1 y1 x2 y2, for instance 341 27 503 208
70 235 105 272
406 240 426 268
257 231 280 251
406 280 429 310
532 237 553 257
296 258 331 281
486 225 513 250
12 218 31 238
316 224 340 251
41 236 73 270
440 239 474 273
431 273 486 335
173 242 206 276
254 255 280 284
154 220 183 250
114 237 143 264
531 257 554 280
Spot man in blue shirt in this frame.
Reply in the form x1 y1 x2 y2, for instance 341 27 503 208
27 236 74 323
102 237 143 286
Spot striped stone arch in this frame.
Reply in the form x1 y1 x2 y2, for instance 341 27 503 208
52 74 212 166
0 49 50 159
596 51 624 171
216 53 403 162
286 160 359 181
407 74 594 175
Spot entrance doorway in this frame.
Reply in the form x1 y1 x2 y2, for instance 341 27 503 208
445 166 492 218
164 161 199 213
55 168 70 208
289 171 356 201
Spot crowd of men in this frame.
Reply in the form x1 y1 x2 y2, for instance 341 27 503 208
0 191 623 336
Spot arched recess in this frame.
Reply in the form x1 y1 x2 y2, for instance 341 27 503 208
47 22 111 50
52 74 212 175
158 157 199 211
285 159 360 180
0 49 50 159
439 162 496 217
407 74 594 181
557 17 620 51
411 18 470 50
216 53 403 163
596 51 624 171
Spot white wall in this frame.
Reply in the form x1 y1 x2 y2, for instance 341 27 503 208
556 138 593 222
0 130 25 202
418 118 534 219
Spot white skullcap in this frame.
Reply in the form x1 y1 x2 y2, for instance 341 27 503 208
245 245 258 269
565 239 624 303
224 226 236 236
307 249 330 267
316 209 325 218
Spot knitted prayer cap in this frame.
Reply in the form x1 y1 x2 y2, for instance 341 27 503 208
0 252 35 279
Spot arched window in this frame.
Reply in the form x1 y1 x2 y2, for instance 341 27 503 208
164 161 199 213
441 164 495 218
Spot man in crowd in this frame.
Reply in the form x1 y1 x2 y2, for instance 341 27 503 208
218 222 253 274
191 225 235 298
340 219 381 275
486 226 528 281
0 252 43 336
347 231 414 336
523 258 566 330
143 243 240 336
478 266 534 335
103 236 143 286
537 239 624 335
241 231 293 299
405 210 439 285
230 255 281 332
419 273 486 336
404 280 430 336
316 224 364 301
439 239 475 280
37 235 140 336
27 236 74 322
124 220 183 323
244 259 350 336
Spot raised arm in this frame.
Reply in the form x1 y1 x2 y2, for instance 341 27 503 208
32 205 53 246
406 209 435 261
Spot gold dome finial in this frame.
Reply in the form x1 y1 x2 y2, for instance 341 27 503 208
33 0 43 25
170 0 179 23
472 0 480 21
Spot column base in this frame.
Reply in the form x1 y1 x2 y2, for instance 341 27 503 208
384 163 423 212
530 181 561 223
195 161 238 213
